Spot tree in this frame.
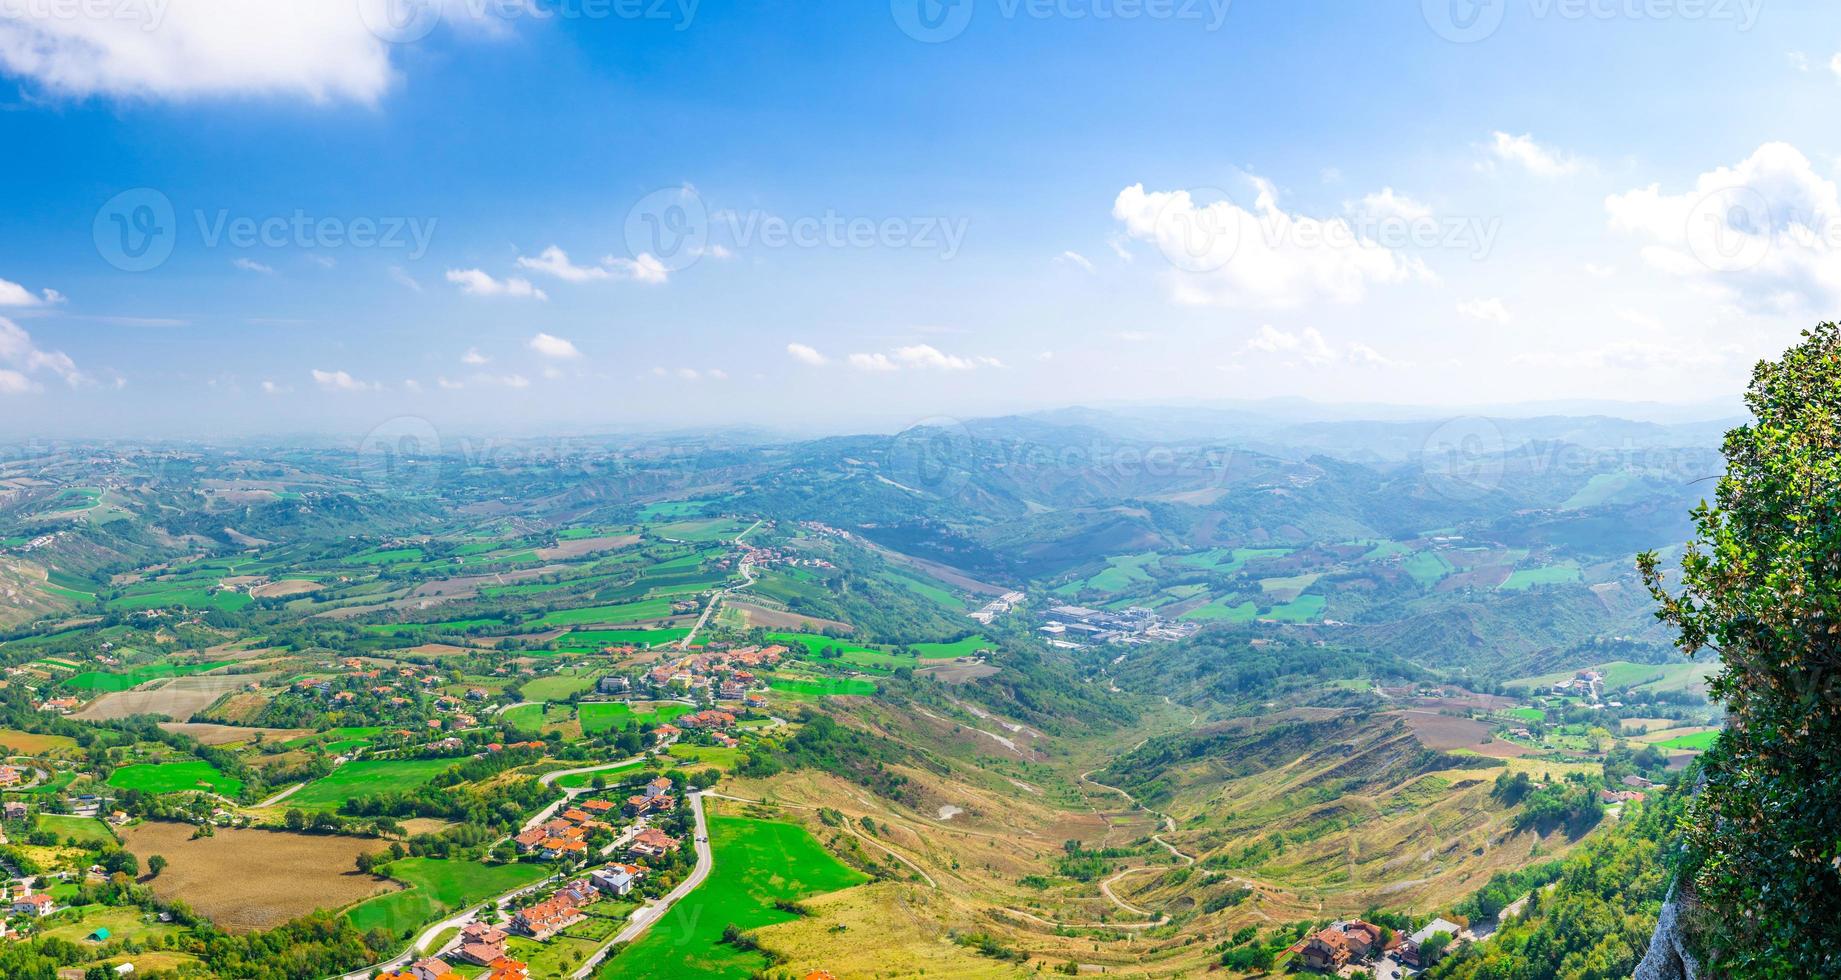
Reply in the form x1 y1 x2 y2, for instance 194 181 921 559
283 808 306 831
1640 322 1841 976
146 854 166 878
1419 930 1452 964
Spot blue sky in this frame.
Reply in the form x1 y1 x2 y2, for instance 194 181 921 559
1 0 1837 438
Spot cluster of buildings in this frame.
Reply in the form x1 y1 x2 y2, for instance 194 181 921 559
1037 604 1199 648
513 799 619 861
969 590 1025 626
637 644 782 707
624 777 678 817
1294 917 1467 973
390 951 525 980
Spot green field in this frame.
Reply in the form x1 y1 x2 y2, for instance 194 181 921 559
1181 597 1259 622
768 677 877 698
1655 730 1720 751
287 758 457 810
1503 707 1546 723
1500 564 1583 590
765 632 914 674
108 760 242 797
344 858 551 939
1401 550 1453 586
63 660 237 693
521 672 598 700
604 816 867 979
107 587 252 613
1085 552 1160 593
1172 547 1291 573
910 635 991 659
538 597 679 627
1264 593 1327 622
35 813 117 846
551 628 691 649
578 701 694 734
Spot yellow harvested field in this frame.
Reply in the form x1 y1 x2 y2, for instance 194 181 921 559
119 821 398 932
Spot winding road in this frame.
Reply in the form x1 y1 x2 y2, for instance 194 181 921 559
674 519 761 650
572 791 713 978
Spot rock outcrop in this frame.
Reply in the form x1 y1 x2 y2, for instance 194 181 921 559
1633 884 1701 980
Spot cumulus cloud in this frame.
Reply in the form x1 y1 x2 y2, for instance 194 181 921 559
515 246 670 285
528 332 581 359
843 344 1001 372
1350 187 1431 222
848 352 898 372
461 347 489 365
1487 131 1583 177
446 268 548 301
310 368 376 392
1456 298 1512 324
1241 325 1400 368
1112 180 1430 309
0 317 82 392
0 0 528 103
1605 141 1841 312
0 278 64 307
786 343 828 366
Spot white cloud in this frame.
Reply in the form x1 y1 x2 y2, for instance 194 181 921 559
1787 51 1809 72
706 368 728 381
1246 325 1336 364
0 278 64 307
786 343 828 366
388 266 423 292
446 268 548 301
516 246 671 285
0 370 31 394
528 332 581 359
1605 141 1841 312
437 376 464 390
1830 52 1841 80
1582 263 1617 278
1488 131 1583 178
1350 187 1431 222
848 352 898 372
0 317 81 391
1456 297 1512 323
0 0 527 103
842 345 1001 373
310 368 376 392
260 380 289 395
1513 341 1740 372
1057 250 1095 272
461 347 489 365
307 255 336 269
402 379 423 393
1112 180 1430 309
1241 324 1399 368
608 253 670 284
231 257 274 274
1105 233 1134 262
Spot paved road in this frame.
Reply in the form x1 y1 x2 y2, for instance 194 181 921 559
254 782 304 808
335 875 559 980
572 791 713 978
674 520 762 650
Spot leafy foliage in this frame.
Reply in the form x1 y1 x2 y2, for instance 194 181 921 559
1639 323 1841 976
